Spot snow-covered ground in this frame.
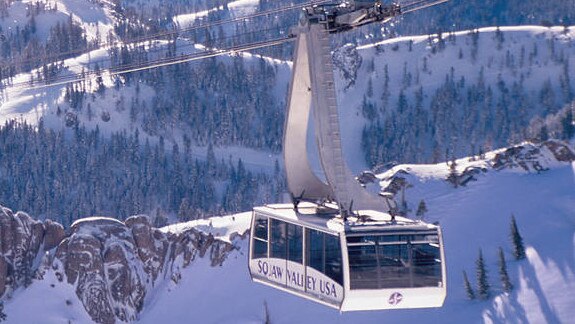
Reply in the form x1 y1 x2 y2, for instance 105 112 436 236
141 158 575 323
2 25 573 175
173 0 259 28
2 144 574 323
337 25 575 173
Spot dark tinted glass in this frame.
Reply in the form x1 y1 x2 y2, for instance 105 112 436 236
287 223 303 264
253 214 268 240
324 234 343 285
378 244 410 288
412 243 442 287
271 219 287 259
347 232 442 289
306 229 324 272
253 239 267 258
348 243 377 289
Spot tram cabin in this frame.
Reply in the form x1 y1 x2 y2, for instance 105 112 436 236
248 203 446 311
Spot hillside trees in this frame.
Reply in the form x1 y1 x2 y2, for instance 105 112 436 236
361 34 572 167
476 249 490 300
463 270 475 300
510 215 526 260
498 247 513 292
0 121 281 226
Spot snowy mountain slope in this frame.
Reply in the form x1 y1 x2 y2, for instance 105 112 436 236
336 25 575 171
3 26 573 170
134 142 575 323
3 141 573 323
1 1 69 42
0 0 116 47
173 0 259 28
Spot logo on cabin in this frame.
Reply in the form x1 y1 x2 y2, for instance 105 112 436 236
388 292 403 305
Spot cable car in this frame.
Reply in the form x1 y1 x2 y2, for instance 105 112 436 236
248 202 446 311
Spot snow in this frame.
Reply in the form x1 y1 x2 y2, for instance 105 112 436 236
227 0 259 17
173 0 259 28
138 159 575 323
55 0 116 42
161 212 251 243
70 216 124 228
0 0 115 44
3 270 93 324
2 146 574 323
337 25 575 173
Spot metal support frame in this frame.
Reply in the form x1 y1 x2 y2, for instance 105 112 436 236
283 22 388 214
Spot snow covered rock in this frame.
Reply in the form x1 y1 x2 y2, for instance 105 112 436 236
492 140 575 172
333 44 362 89
125 215 169 283
42 215 240 323
0 206 64 298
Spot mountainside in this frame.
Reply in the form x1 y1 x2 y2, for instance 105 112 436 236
1 22 574 224
0 140 573 323
1 2 575 321
339 25 575 170
0 208 247 323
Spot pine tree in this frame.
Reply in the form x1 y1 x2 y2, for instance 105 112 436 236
498 247 513 293
476 249 490 300
177 198 190 222
0 301 6 321
463 270 475 300
510 215 526 260
263 300 271 324
416 199 428 219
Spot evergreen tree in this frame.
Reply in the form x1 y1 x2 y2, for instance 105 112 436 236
177 198 190 222
510 215 526 260
416 199 428 219
476 249 490 300
0 301 6 321
498 247 513 293
446 159 459 188
463 270 475 300
263 300 271 324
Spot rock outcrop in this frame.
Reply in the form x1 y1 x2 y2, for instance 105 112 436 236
0 207 65 298
0 207 243 324
47 215 240 323
492 140 575 171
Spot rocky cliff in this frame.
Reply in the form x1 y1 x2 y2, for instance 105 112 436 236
0 211 244 323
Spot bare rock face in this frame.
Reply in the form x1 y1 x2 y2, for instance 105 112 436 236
542 140 575 162
0 205 241 323
492 140 575 171
54 218 146 324
125 215 169 282
0 206 57 298
51 216 238 323
43 219 65 250
333 43 362 89
0 256 7 297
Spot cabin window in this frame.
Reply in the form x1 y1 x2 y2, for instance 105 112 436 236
377 243 410 288
252 214 268 259
347 239 378 289
287 223 303 264
411 242 442 287
324 233 343 285
306 229 343 285
307 229 324 273
271 219 287 259
347 232 442 289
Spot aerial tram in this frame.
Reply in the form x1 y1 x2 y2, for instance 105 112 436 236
249 0 449 311
249 203 446 311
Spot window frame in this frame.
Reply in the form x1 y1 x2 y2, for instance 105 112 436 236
346 231 442 290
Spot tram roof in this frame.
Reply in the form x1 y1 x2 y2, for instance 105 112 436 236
253 203 439 235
